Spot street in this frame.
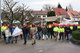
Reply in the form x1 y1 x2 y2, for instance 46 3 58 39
0 39 80 53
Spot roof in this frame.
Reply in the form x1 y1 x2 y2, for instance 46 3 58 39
68 10 80 18
53 8 70 18
31 11 48 15
45 16 59 22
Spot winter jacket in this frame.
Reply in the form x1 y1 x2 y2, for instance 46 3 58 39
42 28 47 35
5 29 11 37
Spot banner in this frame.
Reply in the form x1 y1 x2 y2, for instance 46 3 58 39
59 19 78 25
12 27 23 36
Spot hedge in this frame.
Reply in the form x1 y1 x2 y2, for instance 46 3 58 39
72 30 80 40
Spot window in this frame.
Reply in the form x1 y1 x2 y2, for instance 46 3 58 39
74 15 78 17
43 15 46 17
34 15 37 17
38 16 41 17
72 13 78 17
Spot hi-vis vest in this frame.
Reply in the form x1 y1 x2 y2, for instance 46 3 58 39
48 24 52 28
30 25 32 27
1 26 7 32
70 26 73 30
53 27 58 32
59 28 65 32
77 26 80 29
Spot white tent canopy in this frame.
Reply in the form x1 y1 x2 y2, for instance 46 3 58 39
59 19 78 25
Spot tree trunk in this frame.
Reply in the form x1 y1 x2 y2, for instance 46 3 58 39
21 21 23 26
10 10 14 27
9 20 13 27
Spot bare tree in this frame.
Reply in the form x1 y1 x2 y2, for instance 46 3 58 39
14 3 34 25
43 4 55 11
2 0 18 26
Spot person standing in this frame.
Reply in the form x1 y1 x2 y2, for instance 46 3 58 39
59 25 65 40
26 25 30 40
12 26 18 44
22 24 30 45
63 25 66 40
65 25 71 40
30 25 37 45
73 24 77 31
47 24 52 38
19 25 23 39
51 25 54 39
1 24 7 41
70 25 73 36
7 24 12 43
53 25 59 40
37 25 42 40
5 26 11 44
42 26 48 40
22 24 27 44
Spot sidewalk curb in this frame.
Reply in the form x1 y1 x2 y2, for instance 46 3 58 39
70 38 80 45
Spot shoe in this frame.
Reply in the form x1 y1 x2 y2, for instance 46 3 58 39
11 41 13 44
42 39 44 40
59 39 61 40
23 43 26 45
67 39 69 40
32 43 34 45
46 38 48 40
15 42 17 44
32 42 36 45
6 42 8 44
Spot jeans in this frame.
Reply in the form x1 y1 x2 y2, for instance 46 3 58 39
12 36 18 43
66 33 70 40
23 34 27 44
59 32 64 40
54 32 58 40
70 30 73 35
35 33 38 39
6 37 10 43
38 31 41 40
51 32 54 39
42 34 48 39
2 32 6 41
27 33 30 40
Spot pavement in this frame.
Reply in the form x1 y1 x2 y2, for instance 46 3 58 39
0 39 80 53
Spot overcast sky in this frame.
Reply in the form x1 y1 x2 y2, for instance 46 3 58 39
2 0 80 12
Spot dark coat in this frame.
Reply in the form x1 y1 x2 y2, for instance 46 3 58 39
65 27 71 33
22 27 27 34
42 28 47 35
37 27 42 32
73 26 77 31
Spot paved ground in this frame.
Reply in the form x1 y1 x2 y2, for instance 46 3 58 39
0 39 80 53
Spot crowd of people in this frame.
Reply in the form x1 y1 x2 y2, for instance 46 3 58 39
1 23 80 45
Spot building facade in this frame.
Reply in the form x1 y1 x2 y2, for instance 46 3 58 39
68 10 80 21
31 10 47 19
